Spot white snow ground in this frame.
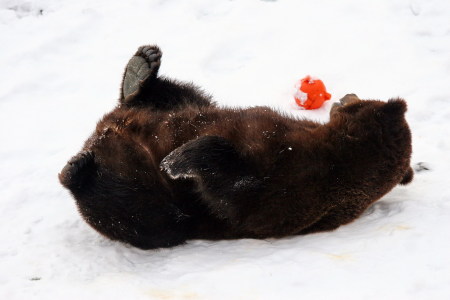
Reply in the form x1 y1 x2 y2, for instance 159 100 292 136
1 0 450 299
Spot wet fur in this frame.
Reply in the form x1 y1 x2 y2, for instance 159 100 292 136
59 45 413 249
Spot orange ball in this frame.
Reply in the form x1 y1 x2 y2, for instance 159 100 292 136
294 76 331 110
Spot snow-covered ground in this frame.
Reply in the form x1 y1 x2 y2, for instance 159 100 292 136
1 0 450 299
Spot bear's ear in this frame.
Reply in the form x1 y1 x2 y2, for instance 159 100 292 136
382 98 407 115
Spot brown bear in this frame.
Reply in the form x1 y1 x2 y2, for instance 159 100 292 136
59 45 413 249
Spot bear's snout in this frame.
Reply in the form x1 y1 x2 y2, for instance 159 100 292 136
59 151 95 190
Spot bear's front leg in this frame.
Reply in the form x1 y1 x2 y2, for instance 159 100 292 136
120 45 162 104
160 136 262 222
119 45 214 110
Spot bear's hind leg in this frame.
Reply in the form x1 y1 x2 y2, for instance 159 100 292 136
400 166 414 185
330 94 361 117
299 201 368 234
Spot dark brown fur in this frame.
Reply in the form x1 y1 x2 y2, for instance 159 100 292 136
59 45 413 249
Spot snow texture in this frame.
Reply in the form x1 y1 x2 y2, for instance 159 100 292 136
1 0 450 299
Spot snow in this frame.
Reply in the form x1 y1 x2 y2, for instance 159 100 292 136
1 0 450 299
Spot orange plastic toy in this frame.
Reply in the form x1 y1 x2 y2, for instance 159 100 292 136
294 75 331 110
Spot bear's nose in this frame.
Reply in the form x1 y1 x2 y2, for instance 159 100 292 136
59 150 95 190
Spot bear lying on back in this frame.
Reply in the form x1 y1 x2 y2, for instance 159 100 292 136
59 45 413 249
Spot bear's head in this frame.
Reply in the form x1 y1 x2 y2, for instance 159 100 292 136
59 117 190 249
